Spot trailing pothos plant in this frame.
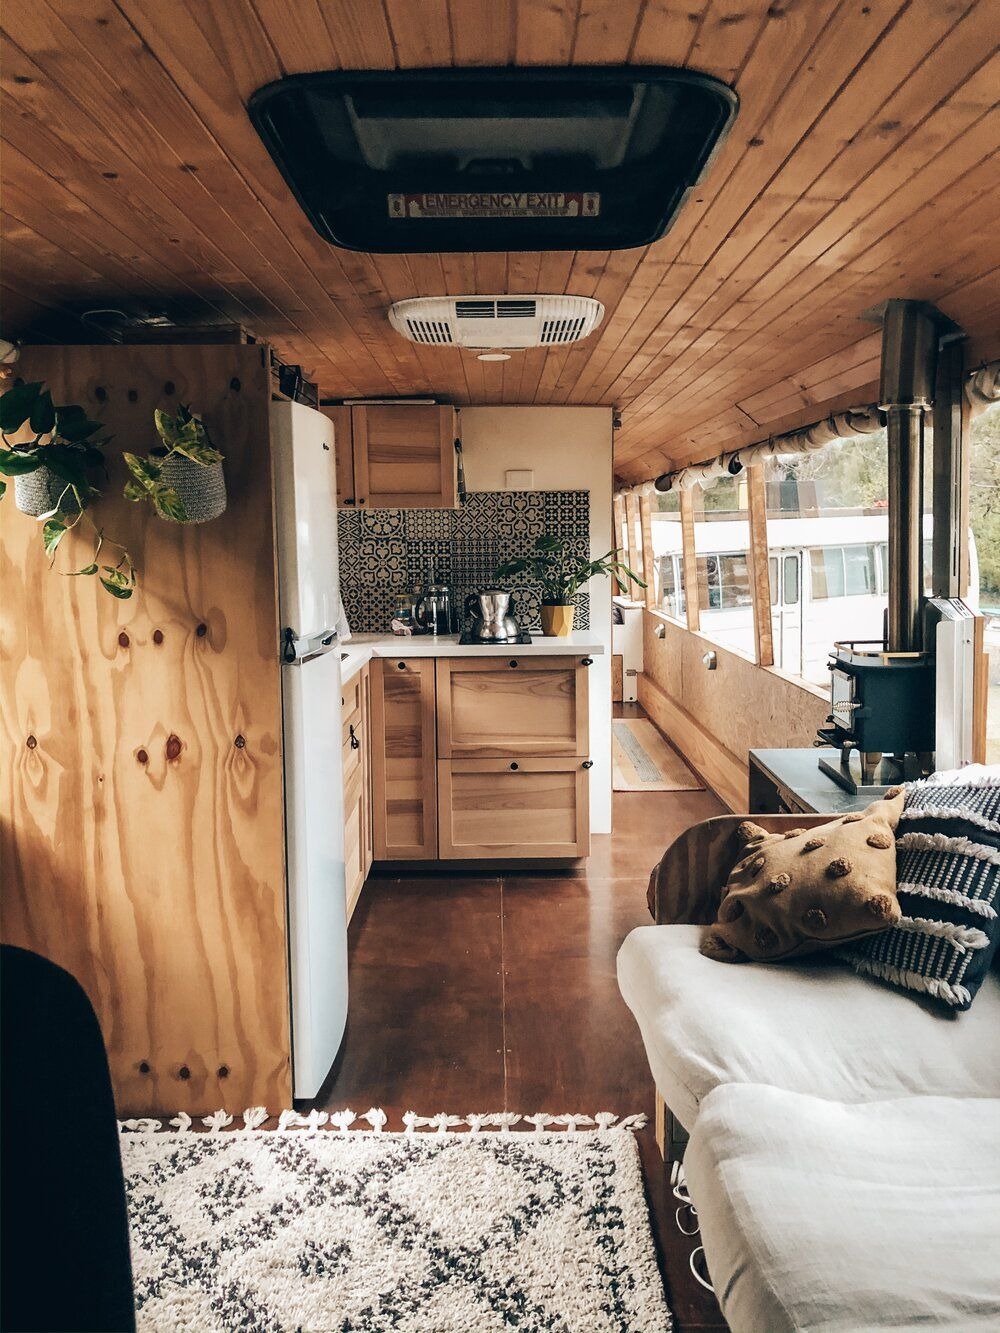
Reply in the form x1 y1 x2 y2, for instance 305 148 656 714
0 379 136 598
495 534 646 604
123 404 223 522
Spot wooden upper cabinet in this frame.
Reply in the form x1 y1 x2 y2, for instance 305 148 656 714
370 657 438 859
436 657 590 759
352 404 457 508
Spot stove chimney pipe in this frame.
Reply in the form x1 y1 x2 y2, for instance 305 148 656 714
878 300 939 652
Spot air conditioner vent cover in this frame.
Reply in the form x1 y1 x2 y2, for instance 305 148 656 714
389 295 604 349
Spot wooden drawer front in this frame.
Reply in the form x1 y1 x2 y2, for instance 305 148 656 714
341 668 365 720
437 657 589 758
352 405 456 509
438 759 590 859
343 764 367 922
371 658 438 859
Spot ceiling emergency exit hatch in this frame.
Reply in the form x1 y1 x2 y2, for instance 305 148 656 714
248 67 738 253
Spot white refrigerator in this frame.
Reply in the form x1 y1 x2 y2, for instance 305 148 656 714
271 399 348 1099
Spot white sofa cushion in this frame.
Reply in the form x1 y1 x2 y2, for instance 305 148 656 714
684 1084 1000 1333
617 924 1000 1128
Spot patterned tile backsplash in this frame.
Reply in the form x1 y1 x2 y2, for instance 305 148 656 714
338 490 591 634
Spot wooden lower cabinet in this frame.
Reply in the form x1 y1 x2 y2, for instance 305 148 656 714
342 664 372 920
438 758 590 858
370 655 592 862
370 657 438 859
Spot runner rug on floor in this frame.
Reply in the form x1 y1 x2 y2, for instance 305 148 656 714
121 1110 671 1333
613 718 704 792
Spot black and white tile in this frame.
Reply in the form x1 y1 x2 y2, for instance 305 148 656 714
338 491 591 634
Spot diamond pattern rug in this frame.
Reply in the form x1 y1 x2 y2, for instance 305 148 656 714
121 1116 670 1333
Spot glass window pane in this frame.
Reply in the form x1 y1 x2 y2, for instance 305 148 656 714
809 547 845 599
692 476 755 658
783 555 799 605
764 429 888 685
844 543 877 595
649 489 685 621
969 402 1000 762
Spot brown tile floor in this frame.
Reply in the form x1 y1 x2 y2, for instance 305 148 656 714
307 704 729 1331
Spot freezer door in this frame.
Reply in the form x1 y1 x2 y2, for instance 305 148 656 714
271 399 341 640
282 645 348 1098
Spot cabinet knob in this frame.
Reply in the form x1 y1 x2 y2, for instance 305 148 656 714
397 662 406 670
358 498 366 505
508 659 518 668
510 762 519 771
343 497 355 505
581 657 593 666
582 760 594 769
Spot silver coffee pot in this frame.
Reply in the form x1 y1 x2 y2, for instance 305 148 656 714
464 589 521 642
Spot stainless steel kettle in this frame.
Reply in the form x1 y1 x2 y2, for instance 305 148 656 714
464 589 521 642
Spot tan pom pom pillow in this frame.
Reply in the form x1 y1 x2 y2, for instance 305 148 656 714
701 789 905 964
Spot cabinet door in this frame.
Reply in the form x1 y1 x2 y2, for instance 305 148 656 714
352 405 456 508
361 665 374 876
342 664 369 920
320 405 355 506
370 658 438 859
438 759 590 858
343 763 367 921
436 656 590 758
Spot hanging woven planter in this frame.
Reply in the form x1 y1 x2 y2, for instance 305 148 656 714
124 404 226 525
14 464 84 518
156 452 227 524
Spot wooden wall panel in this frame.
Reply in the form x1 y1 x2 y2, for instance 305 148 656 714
0 344 290 1116
639 608 829 811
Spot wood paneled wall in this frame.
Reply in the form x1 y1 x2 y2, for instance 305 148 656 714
638 609 828 811
0 344 291 1115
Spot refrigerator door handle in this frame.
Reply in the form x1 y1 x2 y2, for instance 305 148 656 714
282 626 339 665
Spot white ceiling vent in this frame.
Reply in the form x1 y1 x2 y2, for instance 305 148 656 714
388 295 604 350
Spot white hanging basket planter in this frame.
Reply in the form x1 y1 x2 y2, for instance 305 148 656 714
158 453 227 524
14 465 83 518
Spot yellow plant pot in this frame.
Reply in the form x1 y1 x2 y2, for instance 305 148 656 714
540 603 575 636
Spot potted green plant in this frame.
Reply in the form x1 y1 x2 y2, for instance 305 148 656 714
124 404 225 523
0 379 136 598
495 534 645 636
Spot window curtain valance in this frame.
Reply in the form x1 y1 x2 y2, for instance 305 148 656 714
616 358 1000 501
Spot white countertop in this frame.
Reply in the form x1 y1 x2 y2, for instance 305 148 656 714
339 631 604 683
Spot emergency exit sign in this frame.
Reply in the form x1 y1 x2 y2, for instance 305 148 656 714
388 191 601 220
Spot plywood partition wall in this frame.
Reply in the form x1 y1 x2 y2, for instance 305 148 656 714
0 344 291 1115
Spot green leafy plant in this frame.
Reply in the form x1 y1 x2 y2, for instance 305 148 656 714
123 404 223 522
0 380 136 598
495 534 646 605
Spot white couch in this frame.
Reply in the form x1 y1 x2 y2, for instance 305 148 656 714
617 816 1000 1333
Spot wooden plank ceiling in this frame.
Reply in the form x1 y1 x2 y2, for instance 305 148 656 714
2 0 998 481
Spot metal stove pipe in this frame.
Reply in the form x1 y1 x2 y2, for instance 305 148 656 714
879 300 939 652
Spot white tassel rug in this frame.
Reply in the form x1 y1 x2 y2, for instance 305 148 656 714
120 1109 671 1333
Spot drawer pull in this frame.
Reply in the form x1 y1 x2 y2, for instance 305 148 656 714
349 724 360 751
582 760 594 769
508 659 519 668
397 662 407 670
509 762 519 771
581 657 593 666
